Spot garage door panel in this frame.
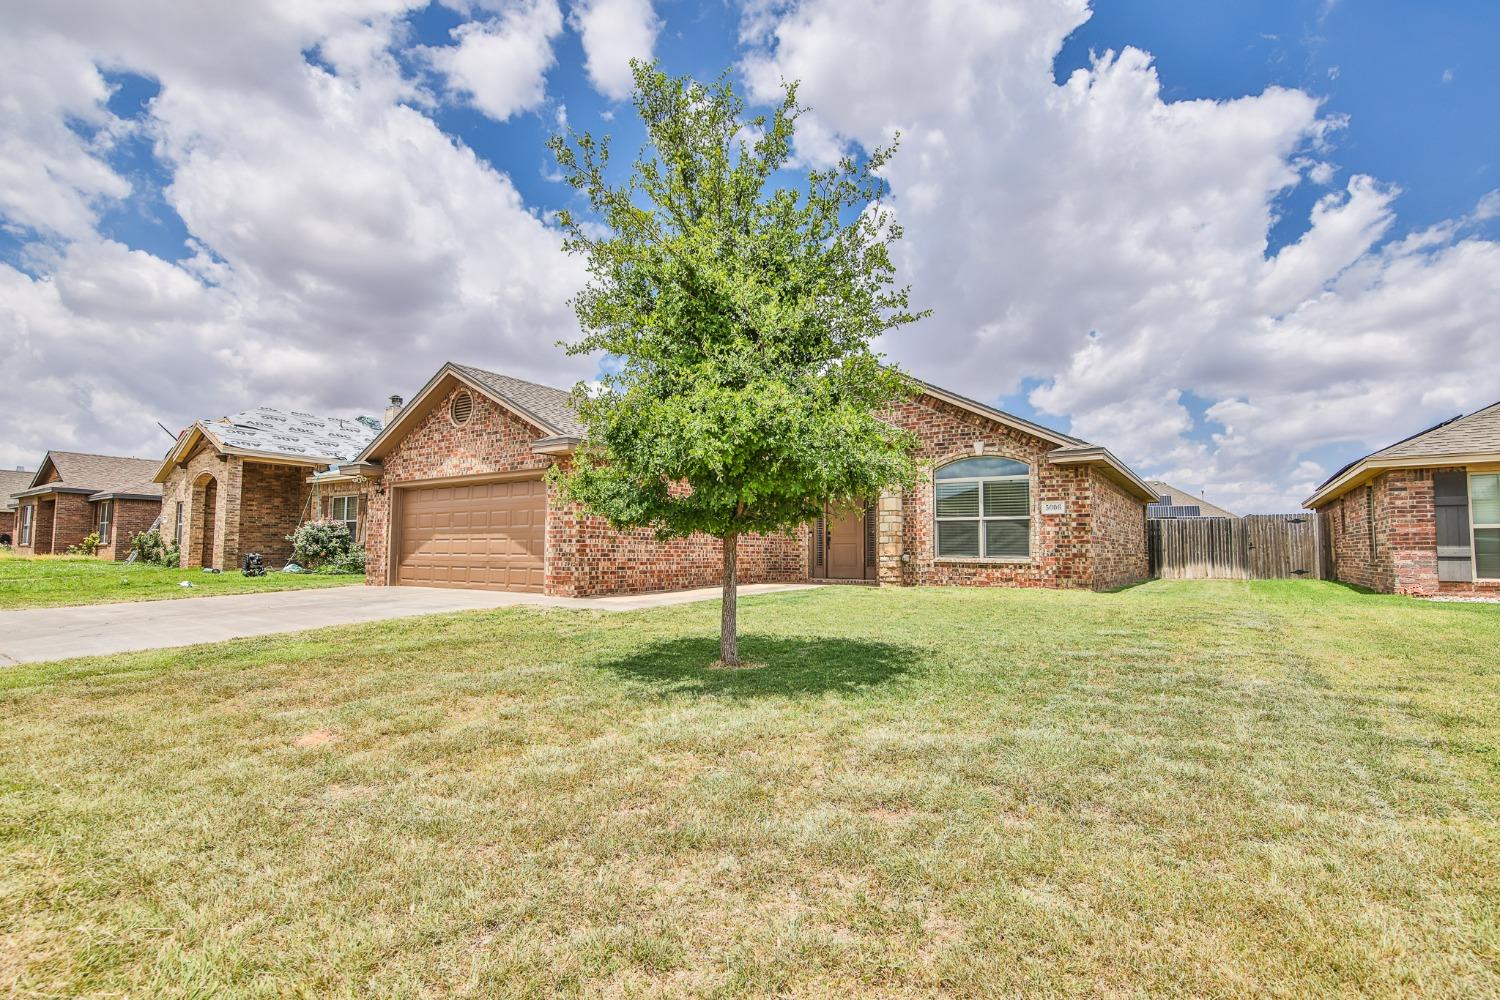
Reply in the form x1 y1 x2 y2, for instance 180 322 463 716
396 477 546 593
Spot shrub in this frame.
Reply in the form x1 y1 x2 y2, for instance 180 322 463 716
316 545 367 576
66 532 101 556
288 520 353 569
130 528 180 567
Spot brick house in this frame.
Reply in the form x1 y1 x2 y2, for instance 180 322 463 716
153 407 380 570
1 467 35 546
351 362 1154 597
9 452 162 559
1305 399 1500 596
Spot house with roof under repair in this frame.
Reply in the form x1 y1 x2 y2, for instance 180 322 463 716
10 452 163 559
1305 399 1500 596
343 361 1157 597
153 406 382 570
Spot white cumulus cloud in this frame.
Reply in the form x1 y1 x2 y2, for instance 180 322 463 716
569 0 661 101
742 0 1500 510
0 0 588 470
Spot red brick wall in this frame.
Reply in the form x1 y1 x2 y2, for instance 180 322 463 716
366 384 806 596
50 493 94 554
884 394 1140 590
0 509 12 545
545 483 808 597
1090 472 1151 589
237 461 311 568
97 498 163 561
1319 468 1441 595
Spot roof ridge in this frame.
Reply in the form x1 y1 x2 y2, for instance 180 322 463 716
48 449 159 462
452 363 572 395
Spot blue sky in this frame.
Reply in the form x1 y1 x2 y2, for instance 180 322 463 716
66 1 1499 264
2 0 1497 511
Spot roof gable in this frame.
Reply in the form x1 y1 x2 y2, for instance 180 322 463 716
359 363 583 462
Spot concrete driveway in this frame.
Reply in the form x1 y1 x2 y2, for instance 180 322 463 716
0 583 821 666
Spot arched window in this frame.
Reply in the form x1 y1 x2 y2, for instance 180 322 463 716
934 456 1030 558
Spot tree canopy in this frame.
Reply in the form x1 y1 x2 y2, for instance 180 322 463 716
547 61 926 662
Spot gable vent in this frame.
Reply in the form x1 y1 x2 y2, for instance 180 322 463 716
450 389 475 427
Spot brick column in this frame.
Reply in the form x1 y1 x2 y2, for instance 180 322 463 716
218 455 243 570
877 488 904 586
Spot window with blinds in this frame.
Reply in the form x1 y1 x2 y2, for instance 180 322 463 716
934 457 1030 559
330 495 360 540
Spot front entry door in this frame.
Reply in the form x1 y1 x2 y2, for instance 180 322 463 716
826 503 866 579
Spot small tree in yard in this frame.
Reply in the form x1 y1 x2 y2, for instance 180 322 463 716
548 62 925 666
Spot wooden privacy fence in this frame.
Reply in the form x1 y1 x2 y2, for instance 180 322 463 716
1149 514 1324 580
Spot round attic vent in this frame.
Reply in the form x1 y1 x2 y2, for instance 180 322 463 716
449 389 475 427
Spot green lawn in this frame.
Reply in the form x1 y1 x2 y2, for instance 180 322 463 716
2 581 1497 997
0 552 359 609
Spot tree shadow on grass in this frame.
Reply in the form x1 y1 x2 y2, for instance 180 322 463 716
594 635 927 699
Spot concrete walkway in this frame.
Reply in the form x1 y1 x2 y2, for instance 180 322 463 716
0 583 822 666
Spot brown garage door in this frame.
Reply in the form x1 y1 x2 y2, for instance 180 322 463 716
396 478 546 592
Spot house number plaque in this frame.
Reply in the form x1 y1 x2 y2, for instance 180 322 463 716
1040 501 1066 515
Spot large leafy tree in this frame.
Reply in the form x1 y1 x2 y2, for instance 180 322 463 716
548 62 924 665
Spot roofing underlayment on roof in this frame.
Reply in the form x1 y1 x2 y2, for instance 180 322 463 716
206 407 381 463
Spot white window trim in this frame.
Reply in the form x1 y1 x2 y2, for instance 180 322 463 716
331 495 360 541
933 464 1032 562
97 500 112 541
174 501 184 545
20 504 32 545
1470 471 1500 583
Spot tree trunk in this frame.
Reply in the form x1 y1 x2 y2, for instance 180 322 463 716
720 531 739 665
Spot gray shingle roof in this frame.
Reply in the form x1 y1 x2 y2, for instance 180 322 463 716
40 452 163 498
0 468 34 512
205 407 380 464
1369 400 1500 460
1312 398 1500 498
453 364 585 437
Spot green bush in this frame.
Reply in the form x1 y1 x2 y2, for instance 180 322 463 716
315 545 367 576
130 528 180 567
66 531 102 556
288 520 353 569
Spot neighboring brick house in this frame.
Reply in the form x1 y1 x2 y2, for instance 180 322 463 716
9 452 162 560
352 362 1154 597
153 407 380 570
1144 480 1238 519
1 467 35 546
1306 400 1500 597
